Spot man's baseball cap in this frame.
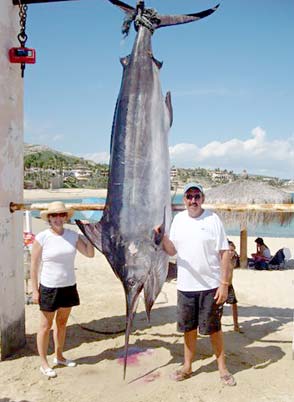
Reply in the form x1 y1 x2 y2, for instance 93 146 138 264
183 182 204 194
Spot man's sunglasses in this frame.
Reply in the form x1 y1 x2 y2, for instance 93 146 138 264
185 193 201 201
49 212 68 218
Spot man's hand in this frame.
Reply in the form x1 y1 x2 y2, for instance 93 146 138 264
214 284 228 305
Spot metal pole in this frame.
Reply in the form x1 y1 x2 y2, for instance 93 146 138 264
9 201 294 213
12 0 79 5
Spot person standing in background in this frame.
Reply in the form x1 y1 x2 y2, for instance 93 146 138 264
227 240 242 332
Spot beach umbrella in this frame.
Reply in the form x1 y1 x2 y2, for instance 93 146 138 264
205 180 294 267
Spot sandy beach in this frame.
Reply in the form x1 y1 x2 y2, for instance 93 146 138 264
1 189 294 402
24 188 108 201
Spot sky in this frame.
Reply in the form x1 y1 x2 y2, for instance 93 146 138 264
23 0 294 179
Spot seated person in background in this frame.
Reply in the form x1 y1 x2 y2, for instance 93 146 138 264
251 237 271 262
227 240 242 332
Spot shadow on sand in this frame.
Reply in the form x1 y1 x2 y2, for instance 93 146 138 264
10 303 292 382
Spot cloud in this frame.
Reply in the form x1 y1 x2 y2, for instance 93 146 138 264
83 152 110 164
169 127 294 179
24 118 64 143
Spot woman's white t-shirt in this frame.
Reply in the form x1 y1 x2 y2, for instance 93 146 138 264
35 228 79 288
170 209 228 292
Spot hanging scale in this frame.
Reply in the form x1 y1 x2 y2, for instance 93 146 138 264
9 1 36 78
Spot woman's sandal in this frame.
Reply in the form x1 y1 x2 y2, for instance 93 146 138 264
220 373 236 386
171 369 192 382
40 366 57 378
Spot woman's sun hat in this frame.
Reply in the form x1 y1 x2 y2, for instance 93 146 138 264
40 201 74 222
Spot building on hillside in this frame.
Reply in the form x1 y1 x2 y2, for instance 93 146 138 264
211 170 234 183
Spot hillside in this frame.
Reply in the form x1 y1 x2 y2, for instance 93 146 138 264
23 143 291 190
24 143 94 168
24 143 108 189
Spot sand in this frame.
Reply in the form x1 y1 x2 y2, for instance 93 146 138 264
1 189 294 402
24 188 108 201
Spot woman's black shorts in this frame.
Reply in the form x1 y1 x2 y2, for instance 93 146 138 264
177 288 223 335
39 284 80 312
226 284 238 305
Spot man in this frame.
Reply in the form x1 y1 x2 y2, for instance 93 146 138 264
161 182 236 386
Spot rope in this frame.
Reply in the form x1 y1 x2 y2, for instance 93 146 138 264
121 7 160 36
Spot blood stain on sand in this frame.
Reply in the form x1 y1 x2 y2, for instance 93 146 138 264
117 346 154 366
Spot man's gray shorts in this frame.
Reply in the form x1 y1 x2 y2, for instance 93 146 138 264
177 288 223 335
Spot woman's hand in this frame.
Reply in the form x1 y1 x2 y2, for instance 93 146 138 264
77 235 95 258
32 289 39 304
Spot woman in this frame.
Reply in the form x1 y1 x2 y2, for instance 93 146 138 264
252 237 271 262
30 201 94 378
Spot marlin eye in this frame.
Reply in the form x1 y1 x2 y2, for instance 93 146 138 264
127 278 136 287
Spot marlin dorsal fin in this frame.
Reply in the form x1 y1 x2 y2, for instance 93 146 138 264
108 0 135 14
157 4 220 29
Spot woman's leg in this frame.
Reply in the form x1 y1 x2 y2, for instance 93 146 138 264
37 310 55 369
53 307 72 361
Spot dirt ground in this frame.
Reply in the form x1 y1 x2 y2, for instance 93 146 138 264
1 216 294 402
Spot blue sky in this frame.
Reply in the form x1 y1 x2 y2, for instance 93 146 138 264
24 0 294 179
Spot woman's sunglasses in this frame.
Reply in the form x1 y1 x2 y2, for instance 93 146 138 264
185 193 201 201
48 212 68 218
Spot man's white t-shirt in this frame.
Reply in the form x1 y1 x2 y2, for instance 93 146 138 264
35 228 79 288
170 209 229 292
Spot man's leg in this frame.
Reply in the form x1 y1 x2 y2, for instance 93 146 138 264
210 330 236 385
182 329 197 374
210 330 230 376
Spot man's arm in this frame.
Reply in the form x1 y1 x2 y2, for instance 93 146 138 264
214 249 231 304
162 234 177 257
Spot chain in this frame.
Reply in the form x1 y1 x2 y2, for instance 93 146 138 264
17 0 28 47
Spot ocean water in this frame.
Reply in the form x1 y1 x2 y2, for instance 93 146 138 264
26 195 294 238
172 194 294 238
27 198 104 223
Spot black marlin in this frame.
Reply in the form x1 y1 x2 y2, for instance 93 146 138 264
76 0 219 378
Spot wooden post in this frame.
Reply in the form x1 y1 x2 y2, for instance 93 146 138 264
0 0 25 359
239 228 248 269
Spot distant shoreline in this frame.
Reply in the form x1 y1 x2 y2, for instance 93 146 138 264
24 183 293 202
24 188 108 201
24 188 186 201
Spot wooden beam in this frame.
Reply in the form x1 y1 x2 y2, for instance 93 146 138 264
239 229 248 269
12 0 78 5
173 203 294 213
10 202 105 212
10 202 294 213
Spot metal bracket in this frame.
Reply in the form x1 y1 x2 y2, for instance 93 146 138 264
12 0 78 5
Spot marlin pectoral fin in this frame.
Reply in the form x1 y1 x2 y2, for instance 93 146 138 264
75 219 103 253
107 0 135 13
157 4 220 29
152 56 163 70
165 91 173 127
